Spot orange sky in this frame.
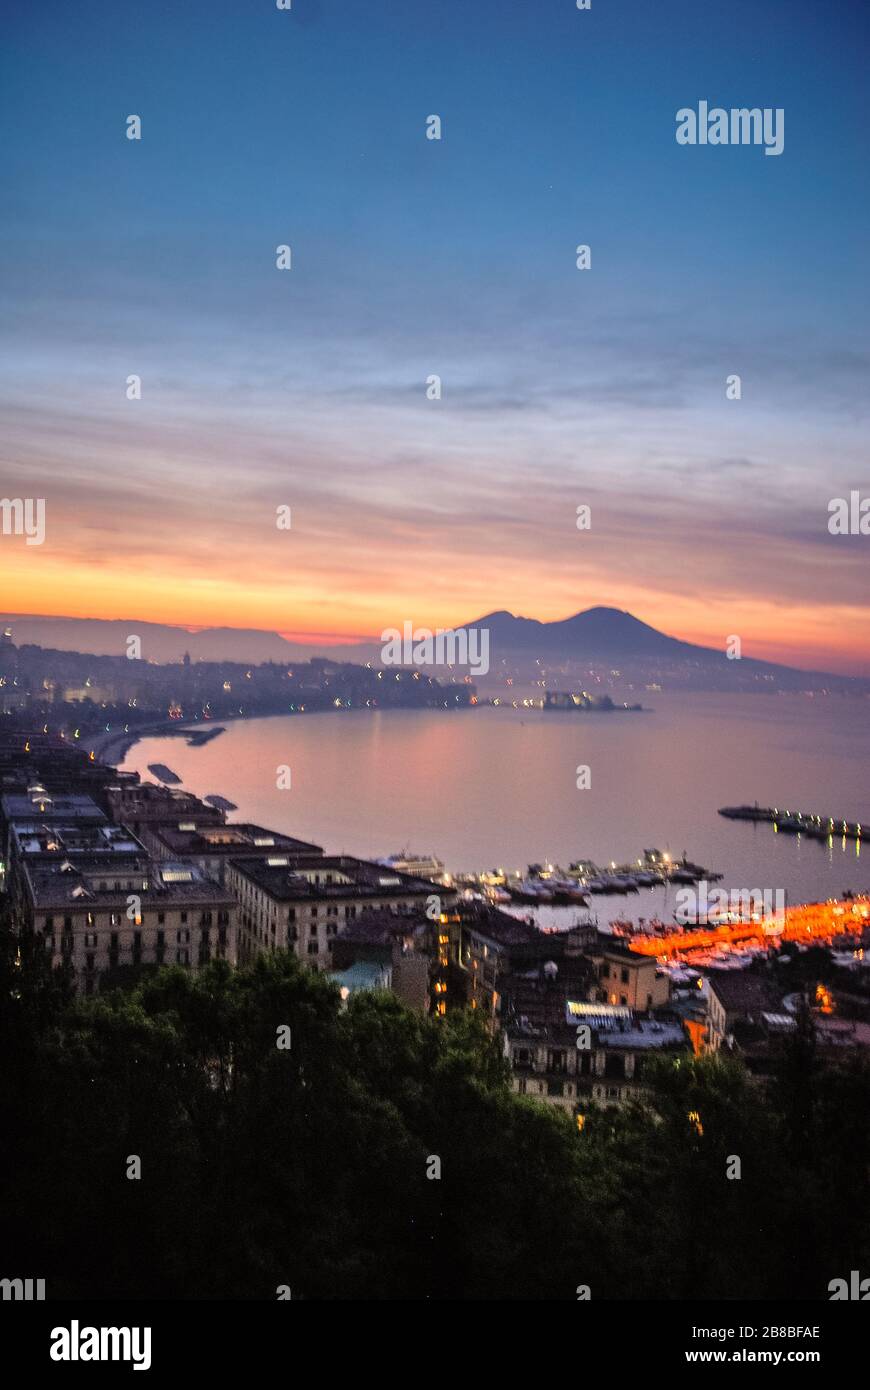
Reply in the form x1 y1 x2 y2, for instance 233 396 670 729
2 548 868 675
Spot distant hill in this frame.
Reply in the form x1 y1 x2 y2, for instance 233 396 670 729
0 615 316 664
2 608 866 693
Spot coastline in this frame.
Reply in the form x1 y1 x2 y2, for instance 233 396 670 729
86 719 220 769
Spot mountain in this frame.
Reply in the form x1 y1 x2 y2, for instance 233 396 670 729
459 606 868 692
463 607 696 659
2 608 866 692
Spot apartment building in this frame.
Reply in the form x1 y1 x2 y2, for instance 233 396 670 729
500 953 685 1121
105 780 227 835
21 852 238 992
137 821 323 885
226 854 440 971
585 937 671 1011
505 1006 688 1121
4 816 146 901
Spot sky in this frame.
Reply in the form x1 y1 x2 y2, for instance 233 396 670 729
1 0 868 673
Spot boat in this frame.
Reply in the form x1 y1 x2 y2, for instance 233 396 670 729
147 763 181 785
513 879 555 903
377 851 451 885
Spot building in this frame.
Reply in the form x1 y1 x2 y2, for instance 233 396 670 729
4 816 146 902
705 971 785 1052
330 908 432 1013
504 1005 688 1121
499 945 685 1121
105 780 227 834
585 936 671 1011
21 852 238 992
227 854 442 971
430 901 540 1020
137 821 323 885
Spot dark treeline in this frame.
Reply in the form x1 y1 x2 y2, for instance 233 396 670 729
1 906 868 1301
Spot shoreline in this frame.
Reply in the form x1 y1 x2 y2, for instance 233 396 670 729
86 718 221 768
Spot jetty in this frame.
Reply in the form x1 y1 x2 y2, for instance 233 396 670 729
719 803 864 842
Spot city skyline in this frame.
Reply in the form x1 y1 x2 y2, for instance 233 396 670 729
2 0 868 676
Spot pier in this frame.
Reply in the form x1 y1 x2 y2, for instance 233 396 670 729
719 803 864 842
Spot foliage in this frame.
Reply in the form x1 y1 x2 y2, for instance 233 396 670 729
1 921 868 1299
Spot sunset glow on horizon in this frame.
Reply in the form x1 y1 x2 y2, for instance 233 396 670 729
1 0 867 677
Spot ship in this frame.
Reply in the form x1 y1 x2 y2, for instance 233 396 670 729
376 851 452 885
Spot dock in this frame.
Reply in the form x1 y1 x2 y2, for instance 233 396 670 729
719 804 864 842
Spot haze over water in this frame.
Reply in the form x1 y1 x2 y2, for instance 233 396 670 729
120 693 870 918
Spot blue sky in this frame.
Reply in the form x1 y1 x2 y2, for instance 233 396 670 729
1 0 868 670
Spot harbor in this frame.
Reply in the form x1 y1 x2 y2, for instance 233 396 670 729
382 846 722 910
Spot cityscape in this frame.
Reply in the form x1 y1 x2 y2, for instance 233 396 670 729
2 0 869 1366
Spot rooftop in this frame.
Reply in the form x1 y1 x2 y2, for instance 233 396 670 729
1 791 105 822
228 854 434 901
707 970 784 1015
148 822 323 857
24 855 235 909
10 820 143 857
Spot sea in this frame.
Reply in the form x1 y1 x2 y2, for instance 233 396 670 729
119 692 870 927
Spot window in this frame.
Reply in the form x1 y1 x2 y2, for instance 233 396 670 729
307 941 319 955
518 1079 527 1095
85 953 95 971
84 932 97 948
176 948 189 965
287 908 296 922
547 1080 564 1098
621 967 629 984
606 1086 620 1100
44 915 54 930
180 912 188 924
157 930 165 946
157 912 165 925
